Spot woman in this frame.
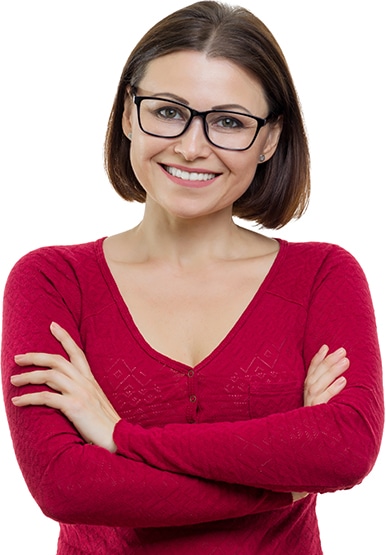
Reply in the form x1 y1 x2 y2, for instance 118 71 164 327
2 2 383 554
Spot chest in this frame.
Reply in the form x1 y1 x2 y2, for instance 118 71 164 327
109 259 272 367
83 284 307 426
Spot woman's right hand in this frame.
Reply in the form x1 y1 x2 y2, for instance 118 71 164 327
292 345 350 502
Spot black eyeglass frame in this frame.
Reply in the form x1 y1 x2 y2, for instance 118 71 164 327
132 94 270 151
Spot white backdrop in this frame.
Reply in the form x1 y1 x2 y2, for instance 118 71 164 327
0 1 384 553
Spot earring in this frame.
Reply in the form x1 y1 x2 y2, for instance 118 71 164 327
127 132 132 140
259 154 265 162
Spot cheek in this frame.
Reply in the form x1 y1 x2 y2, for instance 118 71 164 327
129 136 162 189
229 156 260 202
231 152 259 188
129 142 146 187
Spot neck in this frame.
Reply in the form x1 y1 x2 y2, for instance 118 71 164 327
133 203 246 268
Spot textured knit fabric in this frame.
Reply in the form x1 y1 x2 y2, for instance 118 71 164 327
1 238 383 555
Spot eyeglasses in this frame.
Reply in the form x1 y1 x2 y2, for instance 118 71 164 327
132 94 269 151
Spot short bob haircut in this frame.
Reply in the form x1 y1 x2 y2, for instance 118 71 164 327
105 1 310 229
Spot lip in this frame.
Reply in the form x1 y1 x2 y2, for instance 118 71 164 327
160 164 221 188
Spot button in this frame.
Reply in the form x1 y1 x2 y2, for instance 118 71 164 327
188 370 195 378
189 395 197 403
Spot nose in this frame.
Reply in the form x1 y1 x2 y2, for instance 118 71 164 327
173 116 212 160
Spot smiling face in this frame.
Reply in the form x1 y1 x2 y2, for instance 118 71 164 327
122 50 282 221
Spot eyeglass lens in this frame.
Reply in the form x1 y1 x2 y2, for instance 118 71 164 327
137 97 261 150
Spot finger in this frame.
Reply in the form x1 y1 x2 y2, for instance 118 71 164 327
329 375 347 395
305 356 349 397
304 351 350 408
306 347 347 386
14 352 68 369
11 369 72 394
309 376 347 405
50 322 91 376
306 344 329 378
14 352 82 383
314 356 350 389
324 347 347 366
11 390 65 409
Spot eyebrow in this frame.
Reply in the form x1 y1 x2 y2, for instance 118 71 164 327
137 90 253 115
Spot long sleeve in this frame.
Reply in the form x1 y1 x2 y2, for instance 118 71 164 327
112 244 384 493
1 245 292 529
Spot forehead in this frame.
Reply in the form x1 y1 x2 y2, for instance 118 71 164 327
138 50 268 112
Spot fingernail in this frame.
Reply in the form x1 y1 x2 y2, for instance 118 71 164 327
337 357 349 368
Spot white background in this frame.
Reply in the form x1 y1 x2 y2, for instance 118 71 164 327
0 1 384 553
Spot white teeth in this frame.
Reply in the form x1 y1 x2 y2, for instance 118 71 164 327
165 166 216 181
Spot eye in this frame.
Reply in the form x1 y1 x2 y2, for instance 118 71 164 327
157 106 183 120
216 116 243 129
207 112 253 132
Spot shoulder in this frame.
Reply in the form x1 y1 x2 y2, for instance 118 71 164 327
270 239 369 303
4 238 105 295
9 238 104 274
279 239 356 262
278 239 364 274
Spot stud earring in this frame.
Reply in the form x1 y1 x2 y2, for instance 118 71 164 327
259 154 265 162
127 132 132 140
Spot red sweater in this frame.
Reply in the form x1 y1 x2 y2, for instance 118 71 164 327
2 238 383 554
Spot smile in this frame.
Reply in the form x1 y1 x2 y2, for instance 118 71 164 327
164 165 218 182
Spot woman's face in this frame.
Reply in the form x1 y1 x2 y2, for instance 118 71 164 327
122 50 282 221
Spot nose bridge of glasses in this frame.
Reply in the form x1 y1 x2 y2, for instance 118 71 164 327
182 107 210 140
184 108 214 140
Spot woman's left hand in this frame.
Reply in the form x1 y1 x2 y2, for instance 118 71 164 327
11 322 120 453
304 344 349 407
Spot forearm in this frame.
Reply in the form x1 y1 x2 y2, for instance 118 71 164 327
113 397 380 493
5 405 291 527
42 450 291 527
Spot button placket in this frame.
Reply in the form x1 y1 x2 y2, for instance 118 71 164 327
186 369 198 423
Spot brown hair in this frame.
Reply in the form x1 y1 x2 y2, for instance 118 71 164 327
104 1 310 229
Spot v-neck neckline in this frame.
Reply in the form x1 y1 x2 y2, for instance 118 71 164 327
95 236 287 372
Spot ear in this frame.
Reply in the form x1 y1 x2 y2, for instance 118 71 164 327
260 116 283 162
122 91 134 138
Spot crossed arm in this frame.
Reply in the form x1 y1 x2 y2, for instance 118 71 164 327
3 244 383 529
11 322 349 502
